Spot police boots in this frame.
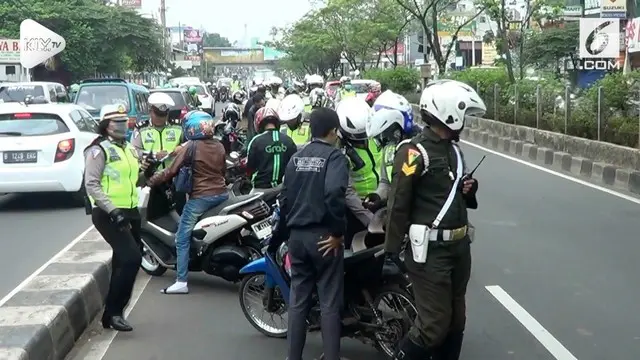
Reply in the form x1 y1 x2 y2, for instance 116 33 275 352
393 337 431 360
431 332 464 360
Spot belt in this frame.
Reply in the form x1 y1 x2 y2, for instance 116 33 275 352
428 225 468 242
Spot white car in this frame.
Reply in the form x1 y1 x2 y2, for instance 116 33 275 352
0 103 99 204
175 82 214 115
0 81 69 103
350 79 377 101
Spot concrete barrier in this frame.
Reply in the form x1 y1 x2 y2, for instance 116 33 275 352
0 228 111 360
411 104 640 195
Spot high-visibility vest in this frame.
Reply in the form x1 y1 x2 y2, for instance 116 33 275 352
90 140 139 209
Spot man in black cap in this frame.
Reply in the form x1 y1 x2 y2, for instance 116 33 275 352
282 107 349 360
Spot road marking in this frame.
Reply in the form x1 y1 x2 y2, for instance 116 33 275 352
485 285 578 360
461 140 640 205
0 225 95 307
78 273 152 360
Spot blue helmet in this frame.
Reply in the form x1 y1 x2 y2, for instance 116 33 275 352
183 110 214 140
372 90 413 133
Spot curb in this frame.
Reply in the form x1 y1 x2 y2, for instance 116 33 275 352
409 104 640 195
461 127 640 194
0 228 111 360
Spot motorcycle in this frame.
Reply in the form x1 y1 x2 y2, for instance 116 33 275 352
237 205 416 359
138 153 274 282
218 86 229 102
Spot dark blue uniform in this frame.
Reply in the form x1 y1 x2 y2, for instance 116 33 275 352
282 139 349 360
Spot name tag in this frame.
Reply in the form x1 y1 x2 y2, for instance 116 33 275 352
107 147 121 161
144 132 154 144
165 130 176 142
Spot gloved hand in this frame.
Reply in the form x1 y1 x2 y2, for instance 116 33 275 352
109 209 130 231
362 193 384 212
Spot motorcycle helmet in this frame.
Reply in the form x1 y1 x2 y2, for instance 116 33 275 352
256 84 267 94
307 74 324 86
183 110 215 140
371 90 413 135
419 80 486 132
69 83 80 93
232 90 246 104
223 103 241 122
309 88 326 108
278 94 305 122
336 97 372 141
148 92 175 115
189 86 198 96
254 107 280 133
265 98 281 111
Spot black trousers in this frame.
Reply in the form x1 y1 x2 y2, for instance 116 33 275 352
92 207 142 318
287 229 344 360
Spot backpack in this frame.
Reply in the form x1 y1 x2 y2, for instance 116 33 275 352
174 141 197 193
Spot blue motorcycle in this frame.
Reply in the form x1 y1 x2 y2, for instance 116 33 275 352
237 203 417 359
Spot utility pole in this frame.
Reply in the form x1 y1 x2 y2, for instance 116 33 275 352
160 0 170 63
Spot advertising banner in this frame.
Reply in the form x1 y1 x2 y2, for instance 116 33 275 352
185 55 201 66
0 39 20 63
204 49 264 64
183 29 202 43
601 0 626 18
120 0 142 9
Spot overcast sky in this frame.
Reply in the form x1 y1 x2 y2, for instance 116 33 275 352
139 0 313 43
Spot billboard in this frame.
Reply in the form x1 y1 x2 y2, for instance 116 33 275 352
120 0 142 8
0 39 20 63
184 29 202 43
204 49 264 64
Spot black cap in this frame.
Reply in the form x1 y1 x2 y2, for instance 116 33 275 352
310 107 340 138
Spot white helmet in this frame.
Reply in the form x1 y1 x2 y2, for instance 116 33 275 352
148 92 175 112
367 91 414 138
339 76 351 83
100 103 128 121
307 74 324 86
309 88 326 107
420 80 486 131
265 98 281 111
336 97 373 140
278 94 305 121
269 76 283 86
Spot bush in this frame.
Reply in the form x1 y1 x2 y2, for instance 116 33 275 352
442 68 640 148
364 67 420 94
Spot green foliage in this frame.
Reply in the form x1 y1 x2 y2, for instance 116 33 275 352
0 0 164 79
203 33 231 48
364 67 420 93
521 23 579 73
444 68 640 148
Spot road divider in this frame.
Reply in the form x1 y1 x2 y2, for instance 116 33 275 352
0 228 111 360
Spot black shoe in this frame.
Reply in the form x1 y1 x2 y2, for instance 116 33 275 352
102 315 133 332
394 337 431 360
432 332 464 360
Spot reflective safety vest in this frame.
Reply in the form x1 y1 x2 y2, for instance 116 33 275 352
281 123 311 146
91 140 139 209
139 125 183 169
231 81 241 92
382 144 395 180
351 140 383 198
340 89 356 99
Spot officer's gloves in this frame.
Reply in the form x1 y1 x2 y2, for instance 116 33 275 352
363 193 385 212
109 209 130 231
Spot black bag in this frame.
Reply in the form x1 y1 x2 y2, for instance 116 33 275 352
174 141 196 193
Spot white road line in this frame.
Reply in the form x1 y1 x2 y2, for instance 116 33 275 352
78 273 152 360
461 140 640 205
0 225 95 307
485 285 578 360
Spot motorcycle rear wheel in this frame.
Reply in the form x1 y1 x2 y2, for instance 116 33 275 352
239 273 288 338
140 244 168 276
372 284 418 358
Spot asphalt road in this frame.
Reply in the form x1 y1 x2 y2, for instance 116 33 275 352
66 140 640 360
0 193 91 301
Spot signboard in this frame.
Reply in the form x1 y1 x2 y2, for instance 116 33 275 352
482 42 498 65
204 49 264 64
626 17 640 53
185 55 201 66
601 0 626 18
0 39 20 63
183 29 202 43
563 5 583 16
437 14 476 37
120 0 142 8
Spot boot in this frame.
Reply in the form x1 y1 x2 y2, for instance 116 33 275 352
431 332 464 360
394 336 431 360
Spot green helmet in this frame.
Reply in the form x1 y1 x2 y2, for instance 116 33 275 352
189 86 197 95
70 83 80 92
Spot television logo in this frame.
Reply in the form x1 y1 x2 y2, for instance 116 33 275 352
577 18 621 71
19 19 66 69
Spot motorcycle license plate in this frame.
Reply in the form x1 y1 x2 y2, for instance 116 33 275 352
251 219 272 239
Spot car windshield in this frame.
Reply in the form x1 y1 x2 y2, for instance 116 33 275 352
154 91 187 108
0 113 69 136
75 85 130 112
193 85 206 95
0 85 46 103
350 83 371 93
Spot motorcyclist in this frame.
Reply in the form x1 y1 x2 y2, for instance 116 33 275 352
335 97 382 249
365 82 382 107
231 74 242 92
147 111 229 295
293 80 305 94
362 90 417 212
336 76 356 104
304 75 324 112
188 86 202 107
268 76 283 99
131 92 183 169
245 107 296 190
309 88 327 111
278 93 309 147
231 90 246 106
69 83 80 101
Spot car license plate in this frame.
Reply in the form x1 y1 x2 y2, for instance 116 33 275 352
251 218 272 239
3 151 37 164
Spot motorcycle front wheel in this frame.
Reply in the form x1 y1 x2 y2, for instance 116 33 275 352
372 284 418 358
239 273 288 338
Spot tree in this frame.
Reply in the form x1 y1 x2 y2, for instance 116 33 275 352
203 32 231 47
394 0 485 75
477 0 562 82
0 0 165 80
521 23 579 75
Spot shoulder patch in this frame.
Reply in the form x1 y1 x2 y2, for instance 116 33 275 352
401 162 417 176
91 147 101 159
407 148 421 165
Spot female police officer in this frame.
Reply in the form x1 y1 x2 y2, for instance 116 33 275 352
84 104 149 332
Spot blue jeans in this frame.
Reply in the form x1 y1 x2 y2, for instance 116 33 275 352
175 193 229 282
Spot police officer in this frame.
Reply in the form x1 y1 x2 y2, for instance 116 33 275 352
132 92 182 169
385 80 486 360
84 104 149 332
231 74 242 92
283 108 349 360
279 94 310 147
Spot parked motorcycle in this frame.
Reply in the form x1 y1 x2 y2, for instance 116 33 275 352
138 153 273 282
237 204 416 358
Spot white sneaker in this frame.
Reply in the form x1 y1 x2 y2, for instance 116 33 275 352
161 281 189 294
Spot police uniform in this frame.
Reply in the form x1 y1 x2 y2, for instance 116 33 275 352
131 123 183 170
84 106 143 331
280 123 311 147
349 140 382 198
283 139 349 360
385 127 477 359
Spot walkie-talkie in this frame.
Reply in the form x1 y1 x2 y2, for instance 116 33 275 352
463 155 486 180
